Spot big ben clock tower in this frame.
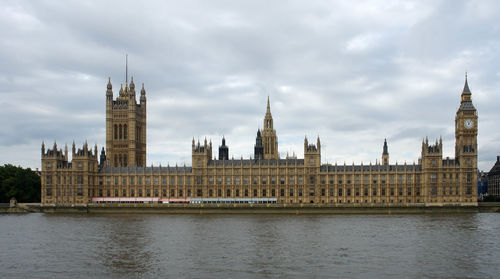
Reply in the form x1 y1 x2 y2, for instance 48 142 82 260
455 74 478 201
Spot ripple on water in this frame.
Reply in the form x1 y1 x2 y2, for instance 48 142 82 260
1 213 500 278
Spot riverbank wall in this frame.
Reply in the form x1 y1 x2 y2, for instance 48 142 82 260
3 202 500 214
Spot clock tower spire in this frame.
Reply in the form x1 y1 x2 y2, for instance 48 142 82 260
455 74 477 157
454 74 478 200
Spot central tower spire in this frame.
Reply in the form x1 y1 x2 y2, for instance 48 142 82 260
262 96 278 159
266 95 271 113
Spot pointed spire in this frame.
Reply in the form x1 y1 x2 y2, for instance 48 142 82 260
41 141 45 155
107 77 112 90
130 76 135 90
141 83 146 95
463 72 471 94
266 95 270 112
383 138 388 155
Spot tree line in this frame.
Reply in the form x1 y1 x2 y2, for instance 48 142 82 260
0 164 40 203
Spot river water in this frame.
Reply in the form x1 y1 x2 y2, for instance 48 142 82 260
1 213 499 278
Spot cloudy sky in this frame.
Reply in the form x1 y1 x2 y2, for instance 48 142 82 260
1 0 499 171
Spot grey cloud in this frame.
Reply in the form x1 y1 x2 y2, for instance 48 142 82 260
0 0 499 172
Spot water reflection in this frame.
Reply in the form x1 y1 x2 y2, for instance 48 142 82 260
412 214 484 278
96 215 154 275
1 213 500 278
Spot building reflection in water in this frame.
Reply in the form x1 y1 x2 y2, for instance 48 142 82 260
97 214 155 275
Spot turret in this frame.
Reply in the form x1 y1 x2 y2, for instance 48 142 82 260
421 136 443 169
106 77 113 100
254 129 264 160
119 83 124 98
218 137 229 160
382 138 389 165
304 135 321 167
140 83 146 104
99 147 106 170
83 140 88 155
130 76 136 98
192 137 212 168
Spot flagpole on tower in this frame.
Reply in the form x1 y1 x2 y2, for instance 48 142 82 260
126 53 128 84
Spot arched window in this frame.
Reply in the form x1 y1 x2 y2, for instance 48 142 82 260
114 125 118 140
124 155 127 167
114 155 118 167
124 124 127 140
119 124 122 139
119 154 122 166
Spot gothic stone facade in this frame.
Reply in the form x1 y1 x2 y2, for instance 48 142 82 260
40 76 478 206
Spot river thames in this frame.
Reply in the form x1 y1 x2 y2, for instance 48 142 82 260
1 213 499 278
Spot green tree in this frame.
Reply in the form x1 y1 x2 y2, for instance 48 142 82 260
0 164 41 203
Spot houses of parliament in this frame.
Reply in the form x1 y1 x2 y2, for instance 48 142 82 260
40 71 478 206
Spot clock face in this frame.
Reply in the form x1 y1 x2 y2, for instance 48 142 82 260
464 119 474 129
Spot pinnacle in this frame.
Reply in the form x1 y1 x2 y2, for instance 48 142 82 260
463 74 471 94
266 95 271 114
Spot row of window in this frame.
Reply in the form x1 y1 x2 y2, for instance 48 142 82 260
114 154 128 167
46 175 83 185
429 173 471 183
91 186 431 199
45 162 86 170
430 158 473 167
113 124 142 141
113 124 128 140
46 187 83 197
45 185 472 199
430 186 473 195
96 174 423 187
